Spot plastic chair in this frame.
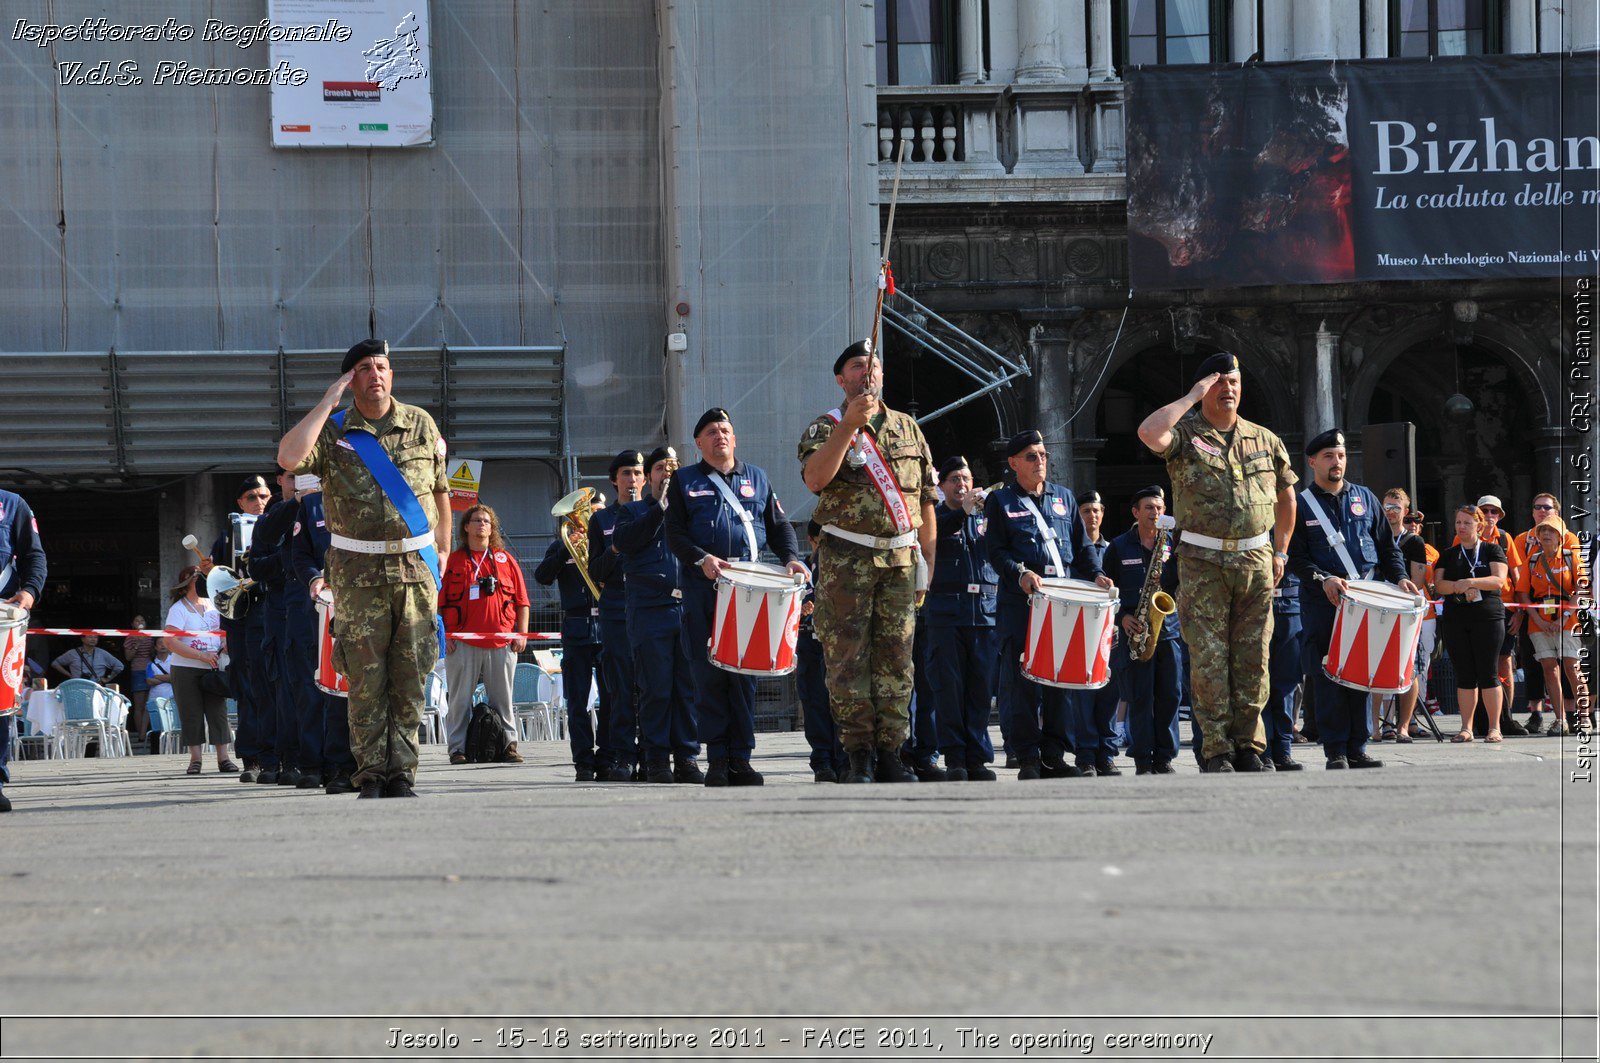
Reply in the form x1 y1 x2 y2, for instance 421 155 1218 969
420 671 448 745
9 712 52 760
148 696 183 755
511 662 557 742
55 679 118 758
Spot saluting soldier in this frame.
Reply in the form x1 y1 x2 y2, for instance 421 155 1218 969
983 430 1110 780
278 339 451 800
1136 353 1297 774
799 339 938 785
1287 429 1418 770
666 408 804 787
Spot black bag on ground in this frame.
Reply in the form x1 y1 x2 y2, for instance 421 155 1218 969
464 703 509 764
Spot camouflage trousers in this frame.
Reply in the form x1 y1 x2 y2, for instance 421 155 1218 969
1176 552 1273 761
813 538 916 753
331 580 439 786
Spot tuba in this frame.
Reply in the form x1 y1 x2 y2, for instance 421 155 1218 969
1129 514 1177 663
552 487 605 601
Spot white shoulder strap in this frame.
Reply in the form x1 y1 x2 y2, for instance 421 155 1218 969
1016 493 1066 577
1299 489 1359 580
705 472 759 562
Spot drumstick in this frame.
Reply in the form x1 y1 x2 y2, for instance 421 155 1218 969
180 535 208 563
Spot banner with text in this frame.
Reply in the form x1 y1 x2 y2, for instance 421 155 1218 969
1127 54 1600 289
268 0 433 148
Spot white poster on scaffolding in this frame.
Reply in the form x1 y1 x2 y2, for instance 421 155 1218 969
268 0 433 148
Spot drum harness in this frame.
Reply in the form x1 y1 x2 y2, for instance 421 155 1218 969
1017 494 1065 579
705 472 759 563
1299 489 1361 584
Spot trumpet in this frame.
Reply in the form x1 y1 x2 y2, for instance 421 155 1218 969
552 487 605 600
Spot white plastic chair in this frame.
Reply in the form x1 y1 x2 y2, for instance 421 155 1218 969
54 679 122 758
511 662 557 742
420 671 448 745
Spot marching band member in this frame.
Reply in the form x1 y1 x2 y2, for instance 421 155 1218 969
1104 486 1181 775
922 457 998 781
209 475 274 782
1137 354 1297 774
248 470 305 786
590 451 646 782
0 487 47 813
1072 491 1121 776
983 430 1109 780
796 522 847 781
613 446 702 784
665 408 803 787
534 503 605 779
290 475 358 794
798 340 938 785
1287 430 1417 770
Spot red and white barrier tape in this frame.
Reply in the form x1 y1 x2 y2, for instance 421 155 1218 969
26 627 561 641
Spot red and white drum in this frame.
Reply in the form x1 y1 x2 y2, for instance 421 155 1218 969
709 562 806 677
0 602 28 714
1323 579 1427 694
314 591 349 698
1022 578 1119 690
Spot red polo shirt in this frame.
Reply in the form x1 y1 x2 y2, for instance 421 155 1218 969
439 546 530 648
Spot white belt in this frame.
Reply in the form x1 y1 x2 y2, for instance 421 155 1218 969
822 524 917 551
1182 530 1271 553
329 531 432 555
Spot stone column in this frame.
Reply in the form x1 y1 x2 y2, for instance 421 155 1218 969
1231 0 1260 61
1570 0 1600 50
1540 0 1566 50
1016 0 1067 82
1533 427 1575 500
957 0 986 84
1088 0 1114 79
1292 0 1334 59
1506 0 1539 52
1059 0 1089 82
1029 321 1077 478
1361 0 1388 57
1074 437 1106 493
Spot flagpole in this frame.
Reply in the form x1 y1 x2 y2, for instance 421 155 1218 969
871 138 908 355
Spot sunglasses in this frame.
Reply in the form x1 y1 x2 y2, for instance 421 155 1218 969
1532 503 1556 511
1382 504 1403 512
1403 516 1422 524
1016 451 1047 463
1482 507 1502 516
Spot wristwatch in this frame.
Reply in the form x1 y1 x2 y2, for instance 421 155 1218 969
1274 550 1289 561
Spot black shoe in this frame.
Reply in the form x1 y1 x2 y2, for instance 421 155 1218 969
704 757 730 788
1500 710 1529 736
813 766 839 783
1135 762 1153 776
1153 760 1176 774
1258 755 1276 772
575 766 596 782
1346 751 1384 769
874 749 917 783
1271 757 1304 772
842 749 874 784
325 776 357 795
1233 750 1264 773
943 765 969 782
1003 754 1018 769
1017 760 1042 781
644 758 674 784
965 763 997 782
674 756 706 784
1095 759 1122 777
357 780 383 799
295 772 321 789
727 759 765 786
1526 710 1543 732
276 769 301 787
382 777 417 798
912 759 947 782
1326 755 1349 770
255 769 279 785
0 791 10 813
1039 754 1082 778
602 764 635 783
238 767 257 784
1203 754 1235 774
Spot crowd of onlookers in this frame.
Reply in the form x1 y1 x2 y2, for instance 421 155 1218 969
22 617 177 745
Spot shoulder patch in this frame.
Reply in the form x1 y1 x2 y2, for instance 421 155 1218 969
1192 438 1222 457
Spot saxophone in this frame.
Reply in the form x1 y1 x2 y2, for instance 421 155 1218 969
552 487 605 600
1129 514 1177 663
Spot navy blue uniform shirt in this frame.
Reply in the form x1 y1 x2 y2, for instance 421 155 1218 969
587 506 629 623
665 459 800 589
1287 480 1407 614
0 490 47 601
534 538 600 644
1103 526 1180 641
291 492 332 587
925 502 997 627
983 480 1098 607
613 493 684 608
248 498 299 591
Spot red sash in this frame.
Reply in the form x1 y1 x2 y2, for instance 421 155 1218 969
826 410 913 535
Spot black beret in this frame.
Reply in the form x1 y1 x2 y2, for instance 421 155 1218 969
1131 485 1165 505
1005 430 1044 457
645 445 677 470
833 338 876 376
1304 428 1346 456
937 455 970 481
1079 490 1103 507
342 338 389 373
694 407 732 437
1192 351 1239 383
608 449 645 479
806 520 823 539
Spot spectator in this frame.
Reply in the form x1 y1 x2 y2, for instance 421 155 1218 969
163 566 238 775
1437 506 1509 742
1515 515 1592 736
1398 508 1440 738
51 635 124 685
145 644 174 702
122 615 156 739
1512 493 1581 732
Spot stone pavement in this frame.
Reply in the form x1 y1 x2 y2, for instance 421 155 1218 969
2 724 1596 1061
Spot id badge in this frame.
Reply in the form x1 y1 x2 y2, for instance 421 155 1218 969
1045 565 1059 576
966 583 981 595
469 586 481 601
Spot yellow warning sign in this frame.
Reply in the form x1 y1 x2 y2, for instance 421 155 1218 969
447 458 483 511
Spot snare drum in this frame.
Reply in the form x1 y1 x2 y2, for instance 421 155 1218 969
1323 579 1427 694
1022 578 1119 690
709 562 806 677
0 602 28 714
314 591 350 697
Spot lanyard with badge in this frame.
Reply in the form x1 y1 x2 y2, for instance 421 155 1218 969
1460 542 1483 603
467 550 498 600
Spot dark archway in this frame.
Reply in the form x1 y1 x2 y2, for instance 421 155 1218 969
882 318 1023 485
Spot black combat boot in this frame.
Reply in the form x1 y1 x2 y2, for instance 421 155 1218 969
1017 759 1042 781
943 765 969 782
644 755 674 784
1039 753 1082 778
703 756 730 787
813 765 839 783
874 748 917 783
912 758 947 782
1233 750 1264 772
356 780 383 799
575 765 596 782
382 777 417 797
324 775 357 795
674 754 705 784
842 748 874 784
1095 758 1122 777
966 762 997 781
1202 754 1235 773
1346 751 1384 768
726 759 764 786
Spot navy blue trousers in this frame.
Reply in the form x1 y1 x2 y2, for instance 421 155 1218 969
996 603 1074 764
1115 638 1181 767
626 603 698 760
258 591 299 772
599 615 637 769
224 610 274 768
683 587 756 759
1264 608 1303 763
1304 607 1371 758
905 619 940 762
1072 678 1120 768
796 635 845 773
926 624 997 767
562 640 606 770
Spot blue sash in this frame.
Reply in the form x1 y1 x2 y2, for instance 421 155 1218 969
331 409 445 654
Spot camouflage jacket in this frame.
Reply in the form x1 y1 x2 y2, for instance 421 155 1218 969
798 405 936 568
1161 409 1295 565
291 400 448 588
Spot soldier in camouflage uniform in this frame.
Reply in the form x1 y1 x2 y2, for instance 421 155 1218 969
799 339 938 784
1137 352 1297 773
278 339 450 799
